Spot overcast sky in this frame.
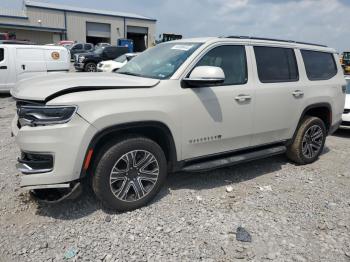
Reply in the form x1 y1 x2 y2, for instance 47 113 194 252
1 0 349 52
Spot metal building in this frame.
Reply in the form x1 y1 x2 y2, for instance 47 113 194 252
0 0 156 51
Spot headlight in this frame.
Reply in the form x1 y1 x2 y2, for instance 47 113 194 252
18 105 77 127
78 56 85 63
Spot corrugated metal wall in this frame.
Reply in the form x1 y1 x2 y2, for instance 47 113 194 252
0 7 65 29
0 6 156 47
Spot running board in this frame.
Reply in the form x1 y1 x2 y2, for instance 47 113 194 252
182 145 286 172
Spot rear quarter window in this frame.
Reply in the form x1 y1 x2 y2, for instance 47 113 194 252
301 50 337 81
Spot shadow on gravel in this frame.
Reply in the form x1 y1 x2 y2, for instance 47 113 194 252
35 186 101 220
0 93 11 98
166 155 287 192
35 151 332 219
332 128 350 138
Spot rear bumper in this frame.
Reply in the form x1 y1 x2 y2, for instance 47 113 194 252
340 111 350 128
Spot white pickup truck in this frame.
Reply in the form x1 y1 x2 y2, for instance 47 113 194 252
0 44 70 93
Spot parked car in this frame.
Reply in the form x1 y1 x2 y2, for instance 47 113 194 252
341 76 350 127
0 33 10 40
97 53 139 72
11 37 346 211
341 51 350 74
69 43 94 60
74 46 128 72
96 43 111 48
0 44 70 92
58 40 75 46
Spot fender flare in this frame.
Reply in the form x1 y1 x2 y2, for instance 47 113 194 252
287 102 332 145
79 121 179 178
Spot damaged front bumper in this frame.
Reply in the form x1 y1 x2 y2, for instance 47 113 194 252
11 110 97 202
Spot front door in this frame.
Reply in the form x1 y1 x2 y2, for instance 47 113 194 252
0 47 9 91
181 44 255 160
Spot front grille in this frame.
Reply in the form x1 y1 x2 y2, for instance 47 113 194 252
344 109 350 114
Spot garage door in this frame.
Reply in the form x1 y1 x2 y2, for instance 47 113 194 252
86 22 111 38
127 26 148 35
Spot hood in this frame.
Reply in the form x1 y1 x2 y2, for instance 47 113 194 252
101 60 123 67
11 73 160 102
80 52 98 58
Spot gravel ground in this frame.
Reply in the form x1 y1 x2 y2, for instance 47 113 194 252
0 95 350 262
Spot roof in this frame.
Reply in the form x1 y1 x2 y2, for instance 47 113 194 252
24 0 156 21
174 37 336 53
0 8 27 18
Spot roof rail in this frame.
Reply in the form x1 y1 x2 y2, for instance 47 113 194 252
224 36 327 48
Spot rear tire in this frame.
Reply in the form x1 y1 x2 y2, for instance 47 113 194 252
286 116 326 165
92 136 167 211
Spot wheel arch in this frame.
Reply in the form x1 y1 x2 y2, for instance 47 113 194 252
288 102 332 145
80 121 179 178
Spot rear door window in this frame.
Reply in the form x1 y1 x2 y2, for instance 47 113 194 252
301 50 337 80
0 48 4 62
254 46 299 83
195 45 248 85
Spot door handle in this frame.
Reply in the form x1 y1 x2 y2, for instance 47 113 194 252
292 90 304 98
0 66 7 70
235 94 251 102
21 65 26 70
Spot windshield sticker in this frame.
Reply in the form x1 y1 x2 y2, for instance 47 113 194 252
171 45 194 51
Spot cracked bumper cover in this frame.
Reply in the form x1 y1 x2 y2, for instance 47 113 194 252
12 113 97 188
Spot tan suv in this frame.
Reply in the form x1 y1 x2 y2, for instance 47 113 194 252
11 37 346 211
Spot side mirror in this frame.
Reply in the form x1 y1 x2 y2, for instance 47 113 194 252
183 66 225 87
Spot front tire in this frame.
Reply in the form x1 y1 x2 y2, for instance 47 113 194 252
92 136 167 211
286 116 326 165
84 62 97 72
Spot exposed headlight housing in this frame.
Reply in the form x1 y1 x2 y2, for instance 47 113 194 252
18 105 77 127
78 56 85 63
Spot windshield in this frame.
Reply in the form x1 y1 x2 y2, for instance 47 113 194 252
114 55 127 63
94 47 104 55
346 79 350 94
118 42 202 79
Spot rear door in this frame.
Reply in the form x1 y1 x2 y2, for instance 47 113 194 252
250 45 303 146
16 48 47 81
0 46 9 91
44 48 70 72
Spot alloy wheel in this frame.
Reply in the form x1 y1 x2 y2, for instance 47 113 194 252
301 125 324 159
109 150 159 202
87 64 96 72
